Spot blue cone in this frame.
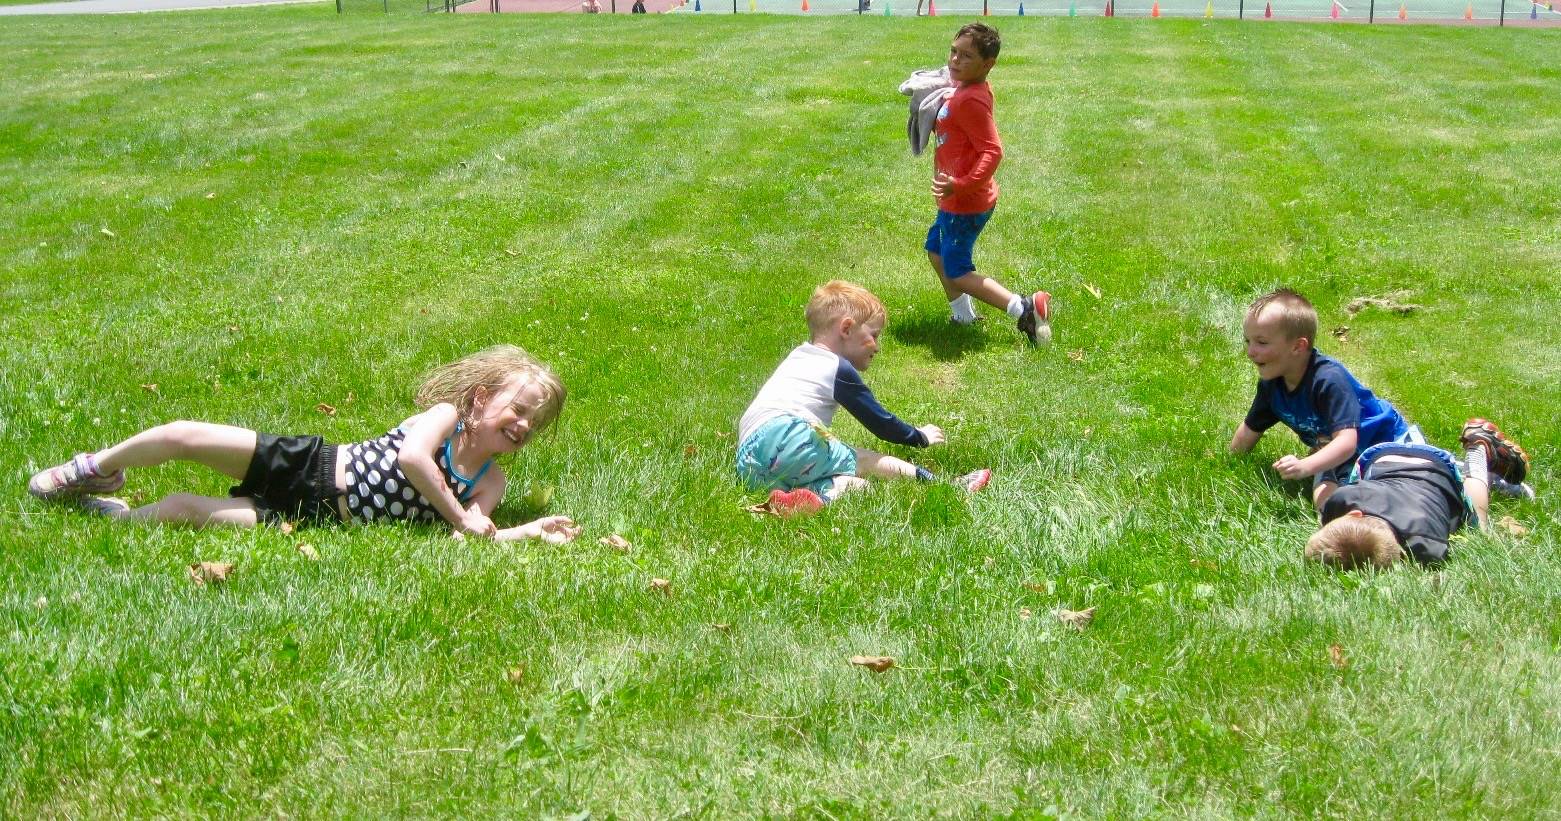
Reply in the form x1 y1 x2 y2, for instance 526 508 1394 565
695 0 700 8
1019 1 1025 11
1533 3 1539 17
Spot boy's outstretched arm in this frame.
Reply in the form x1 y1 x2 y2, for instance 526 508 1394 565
1273 428 1358 480
1229 423 1262 453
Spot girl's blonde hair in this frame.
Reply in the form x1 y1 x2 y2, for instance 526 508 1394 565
1304 514 1403 570
415 345 566 436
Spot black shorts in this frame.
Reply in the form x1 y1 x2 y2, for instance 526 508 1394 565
229 433 344 526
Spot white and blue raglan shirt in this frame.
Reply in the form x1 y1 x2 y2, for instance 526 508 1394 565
1243 349 1409 459
738 343 929 449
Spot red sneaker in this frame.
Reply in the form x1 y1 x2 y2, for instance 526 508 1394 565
1017 291 1052 346
768 488 824 517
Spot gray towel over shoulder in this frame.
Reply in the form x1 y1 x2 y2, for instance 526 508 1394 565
899 66 955 157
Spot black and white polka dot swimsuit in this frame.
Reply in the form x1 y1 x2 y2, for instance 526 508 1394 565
341 424 492 524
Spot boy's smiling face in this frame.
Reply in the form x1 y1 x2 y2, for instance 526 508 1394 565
947 35 996 85
838 316 884 372
1243 307 1311 385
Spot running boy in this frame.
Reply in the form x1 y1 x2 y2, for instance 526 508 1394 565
736 281 990 515
924 22 1052 345
1229 288 1419 512
1305 419 1534 568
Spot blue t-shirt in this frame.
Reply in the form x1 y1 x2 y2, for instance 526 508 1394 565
1244 349 1408 459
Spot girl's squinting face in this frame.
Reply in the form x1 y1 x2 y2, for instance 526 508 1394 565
477 375 549 451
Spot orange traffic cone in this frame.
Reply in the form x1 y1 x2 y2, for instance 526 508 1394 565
1104 0 1113 14
1329 0 1339 17
927 0 936 12
801 0 809 9
1151 0 1160 14
1463 2 1472 17
1397 2 1405 17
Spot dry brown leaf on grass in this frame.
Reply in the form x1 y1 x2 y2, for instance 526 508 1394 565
505 665 526 685
712 622 732 633
1019 607 1033 621
205 192 217 199
1346 292 1420 317
1067 349 1085 362
1328 644 1349 670
648 578 672 596
139 383 159 395
600 533 632 553
278 521 296 535
188 562 234 586
849 655 895 673
1056 606 1096 631
315 402 337 417
1498 516 1529 539
100 227 116 238
743 500 780 517
296 543 319 561
1083 283 1102 299
1022 581 1048 592
1332 326 1350 342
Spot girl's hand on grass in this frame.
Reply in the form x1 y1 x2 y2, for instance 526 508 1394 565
528 516 581 544
460 508 497 538
493 515 581 544
1272 454 1309 480
919 424 946 446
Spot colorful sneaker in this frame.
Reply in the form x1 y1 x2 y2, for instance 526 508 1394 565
953 468 992 493
77 496 129 517
768 488 824 517
28 454 125 501
1460 419 1530 485
1016 291 1052 347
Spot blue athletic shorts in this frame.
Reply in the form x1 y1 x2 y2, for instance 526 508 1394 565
924 208 994 279
1316 423 1426 488
735 416 857 501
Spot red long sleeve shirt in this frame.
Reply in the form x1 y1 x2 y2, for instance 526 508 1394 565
933 80 1002 214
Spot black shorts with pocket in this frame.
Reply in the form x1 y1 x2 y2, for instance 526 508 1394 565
229 433 343 526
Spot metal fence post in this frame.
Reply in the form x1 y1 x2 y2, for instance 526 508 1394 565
1239 0 1244 17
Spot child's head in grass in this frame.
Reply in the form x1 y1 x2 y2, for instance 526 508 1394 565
806 280 886 372
415 345 566 444
1242 288 1317 384
1305 510 1405 569
949 23 1000 86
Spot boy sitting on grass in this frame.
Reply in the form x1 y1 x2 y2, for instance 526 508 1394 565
736 280 990 515
1306 418 1534 568
1229 288 1421 512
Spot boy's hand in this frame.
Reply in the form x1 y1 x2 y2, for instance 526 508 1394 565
459 508 497 538
1272 454 1311 480
918 424 946 446
931 172 956 199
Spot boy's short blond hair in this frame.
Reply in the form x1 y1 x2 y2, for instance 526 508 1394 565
1246 288 1318 346
1304 514 1404 570
805 280 886 339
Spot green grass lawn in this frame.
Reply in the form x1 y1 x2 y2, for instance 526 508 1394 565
2 8 1559 815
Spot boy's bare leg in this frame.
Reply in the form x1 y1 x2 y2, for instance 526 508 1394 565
852 447 920 481
927 252 963 301
948 270 1018 312
116 494 260 528
94 422 258 480
829 475 871 498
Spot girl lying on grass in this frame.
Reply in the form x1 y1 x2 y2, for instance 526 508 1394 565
27 345 581 544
